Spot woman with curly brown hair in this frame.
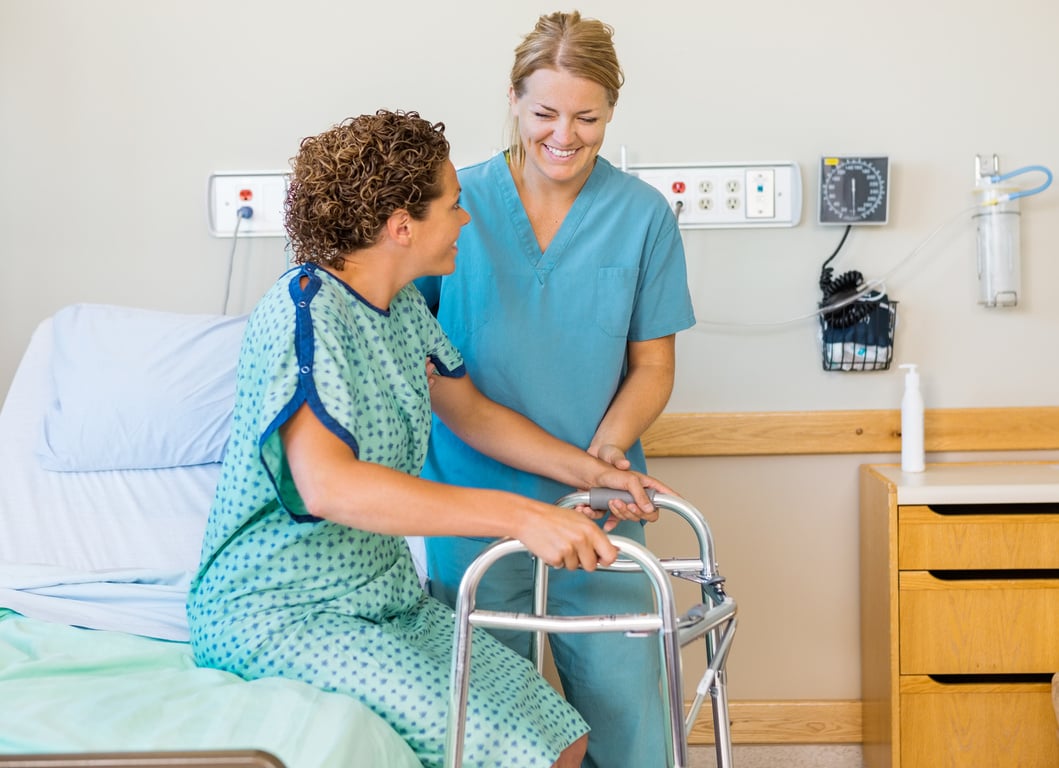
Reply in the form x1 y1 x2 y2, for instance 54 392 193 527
186 109 669 768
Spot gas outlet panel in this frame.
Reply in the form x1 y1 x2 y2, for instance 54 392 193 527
629 162 802 228
207 171 290 237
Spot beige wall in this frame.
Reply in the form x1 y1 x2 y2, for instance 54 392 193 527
3 0 1059 701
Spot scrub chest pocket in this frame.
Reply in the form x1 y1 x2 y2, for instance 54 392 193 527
595 267 638 337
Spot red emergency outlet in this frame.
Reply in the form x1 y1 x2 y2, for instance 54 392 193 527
239 189 253 201
671 181 686 194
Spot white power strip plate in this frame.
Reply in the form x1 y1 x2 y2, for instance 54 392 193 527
207 171 290 238
628 162 802 229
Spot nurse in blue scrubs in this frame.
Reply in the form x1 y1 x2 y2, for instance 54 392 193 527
416 11 696 768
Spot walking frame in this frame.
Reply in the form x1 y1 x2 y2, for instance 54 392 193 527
445 490 738 768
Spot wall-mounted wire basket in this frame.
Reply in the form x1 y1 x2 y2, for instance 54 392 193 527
819 293 897 372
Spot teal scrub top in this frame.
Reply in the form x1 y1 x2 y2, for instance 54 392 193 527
416 153 695 505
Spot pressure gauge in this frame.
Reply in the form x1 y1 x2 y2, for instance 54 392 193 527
818 156 890 225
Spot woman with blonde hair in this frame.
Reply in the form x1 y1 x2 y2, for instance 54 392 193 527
417 12 695 767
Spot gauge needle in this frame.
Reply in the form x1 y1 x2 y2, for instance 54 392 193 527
851 177 857 210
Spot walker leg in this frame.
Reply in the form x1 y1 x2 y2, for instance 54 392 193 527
711 668 734 768
530 555 548 675
704 587 735 768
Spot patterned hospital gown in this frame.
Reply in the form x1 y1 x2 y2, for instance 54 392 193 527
187 264 587 768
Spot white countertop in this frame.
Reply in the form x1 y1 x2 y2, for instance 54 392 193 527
871 462 1059 505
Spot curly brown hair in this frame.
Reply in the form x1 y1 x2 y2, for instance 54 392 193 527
284 110 450 269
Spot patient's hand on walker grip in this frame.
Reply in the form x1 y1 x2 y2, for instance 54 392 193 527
518 504 619 571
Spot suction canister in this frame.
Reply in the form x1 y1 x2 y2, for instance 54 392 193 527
972 155 1053 308
973 184 1020 307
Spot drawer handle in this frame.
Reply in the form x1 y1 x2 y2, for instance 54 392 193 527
930 503 1059 515
930 673 1053 685
928 568 1059 581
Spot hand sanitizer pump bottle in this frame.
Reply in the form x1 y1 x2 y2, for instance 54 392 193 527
899 364 925 472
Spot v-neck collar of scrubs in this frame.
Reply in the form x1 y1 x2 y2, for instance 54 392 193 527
490 152 606 285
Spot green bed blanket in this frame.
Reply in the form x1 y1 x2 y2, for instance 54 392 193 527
0 610 423 767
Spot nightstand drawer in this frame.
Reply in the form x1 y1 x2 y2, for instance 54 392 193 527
899 571 1059 673
899 675 1058 768
898 504 1059 570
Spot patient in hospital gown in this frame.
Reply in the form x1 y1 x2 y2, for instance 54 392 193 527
186 110 667 768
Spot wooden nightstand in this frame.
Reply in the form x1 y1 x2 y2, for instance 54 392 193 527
860 463 1059 767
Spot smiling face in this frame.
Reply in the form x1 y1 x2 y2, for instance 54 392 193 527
414 159 470 277
510 67 614 189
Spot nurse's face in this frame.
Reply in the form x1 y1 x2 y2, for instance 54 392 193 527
415 160 470 276
510 68 614 188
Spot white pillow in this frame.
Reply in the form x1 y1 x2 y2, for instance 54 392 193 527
36 304 248 471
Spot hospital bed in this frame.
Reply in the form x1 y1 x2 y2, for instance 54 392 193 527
0 304 423 768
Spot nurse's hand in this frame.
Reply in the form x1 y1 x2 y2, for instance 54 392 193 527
579 466 676 531
590 442 632 470
425 357 439 390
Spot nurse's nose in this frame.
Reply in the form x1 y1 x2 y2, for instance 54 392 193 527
552 118 576 145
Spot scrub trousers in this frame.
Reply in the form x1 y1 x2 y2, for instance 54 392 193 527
426 519 667 768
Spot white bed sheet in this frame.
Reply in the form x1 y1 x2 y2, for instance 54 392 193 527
0 312 429 640
0 563 191 640
0 317 218 639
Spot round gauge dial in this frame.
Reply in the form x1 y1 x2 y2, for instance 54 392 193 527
819 156 889 225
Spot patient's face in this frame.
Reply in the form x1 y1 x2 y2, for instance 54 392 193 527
414 160 470 277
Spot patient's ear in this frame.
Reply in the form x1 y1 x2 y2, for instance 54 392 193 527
385 209 413 245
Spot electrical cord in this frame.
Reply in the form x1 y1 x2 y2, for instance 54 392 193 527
691 203 980 330
221 206 253 315
817 225 875 328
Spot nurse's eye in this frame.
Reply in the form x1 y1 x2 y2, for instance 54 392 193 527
533 111 557 120
579 116 599 124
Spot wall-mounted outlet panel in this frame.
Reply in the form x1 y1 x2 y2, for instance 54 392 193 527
208 171 290 237
628 162 802 229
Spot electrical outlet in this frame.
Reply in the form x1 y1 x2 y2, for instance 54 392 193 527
628 162 802 229
208 171 290 237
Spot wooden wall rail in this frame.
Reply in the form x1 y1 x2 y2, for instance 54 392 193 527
689 700 862 745
642 406 1059 457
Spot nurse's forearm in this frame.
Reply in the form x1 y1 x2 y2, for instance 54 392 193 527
589 336 675 458
431 373 615 489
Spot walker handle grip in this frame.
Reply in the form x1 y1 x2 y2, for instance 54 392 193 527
587 487 657 510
